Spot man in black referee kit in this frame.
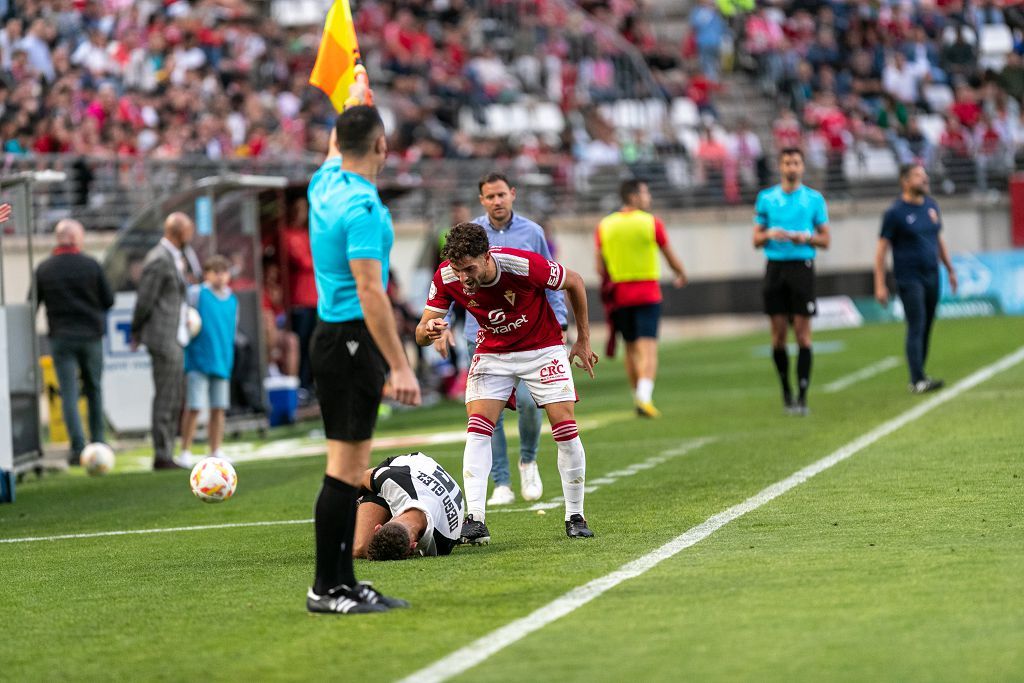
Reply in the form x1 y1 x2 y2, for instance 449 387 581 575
753 148 831 416
305 105 422 615
874 163 958 393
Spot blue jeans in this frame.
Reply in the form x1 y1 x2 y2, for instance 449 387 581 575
50 336 105 456
898 274 939 384
467 342 541 487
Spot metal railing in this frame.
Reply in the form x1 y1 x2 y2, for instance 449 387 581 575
1 147 1013 234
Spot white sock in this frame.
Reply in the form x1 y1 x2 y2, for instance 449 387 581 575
552 420 585 521
635 378 654 404
464 415 495 521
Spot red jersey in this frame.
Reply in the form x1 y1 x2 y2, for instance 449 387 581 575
425 247 566 354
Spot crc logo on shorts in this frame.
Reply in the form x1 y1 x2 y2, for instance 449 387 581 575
807 301 816 314
539 357 568 384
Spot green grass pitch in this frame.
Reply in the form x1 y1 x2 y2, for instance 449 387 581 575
2 317 1023 682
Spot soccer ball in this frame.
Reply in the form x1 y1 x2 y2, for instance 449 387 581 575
81 442 115 475
189 457 237 503
186 307 203 339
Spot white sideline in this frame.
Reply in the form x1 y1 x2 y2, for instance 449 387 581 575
399 345 1024 683
823 356 902 393
1 440 716 542
490 437 716 514
0 518 313 544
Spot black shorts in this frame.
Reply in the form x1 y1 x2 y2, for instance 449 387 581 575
310 320 387 441
763 260 817 317
612 303 661 342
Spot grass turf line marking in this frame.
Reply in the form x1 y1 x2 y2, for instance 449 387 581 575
489 437 716 514
400 345 1024 683
0 518 313 545
823 356 902 393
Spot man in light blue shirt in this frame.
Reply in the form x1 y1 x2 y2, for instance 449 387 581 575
753 147 831 416
436 173 567 506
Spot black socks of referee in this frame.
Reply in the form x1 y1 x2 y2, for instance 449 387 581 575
313 474 359 595
772 347 792 404
797 346 812 403
773 346 813 404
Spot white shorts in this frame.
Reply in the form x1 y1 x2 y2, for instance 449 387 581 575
465 345 576 407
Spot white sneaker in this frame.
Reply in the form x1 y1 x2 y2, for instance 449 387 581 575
487 485 515 506
174 450 194 468
519 461 543 501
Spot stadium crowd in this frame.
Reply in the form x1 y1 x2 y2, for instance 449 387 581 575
722 0 1024 192
2 0 1023 201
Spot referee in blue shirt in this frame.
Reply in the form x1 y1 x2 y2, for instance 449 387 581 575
874 163 958 393
753 148 831 416
305 106 421 615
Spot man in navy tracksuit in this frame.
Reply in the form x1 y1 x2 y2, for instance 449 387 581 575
874 164 959 393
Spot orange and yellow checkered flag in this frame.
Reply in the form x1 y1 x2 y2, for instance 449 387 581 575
309 0 373 111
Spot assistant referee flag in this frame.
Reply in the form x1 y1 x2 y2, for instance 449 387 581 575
309 0 370 111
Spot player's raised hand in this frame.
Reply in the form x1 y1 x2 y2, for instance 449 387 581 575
569 339 598 379
432 328 454 359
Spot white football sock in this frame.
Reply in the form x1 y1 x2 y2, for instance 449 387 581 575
635 378 654 404
552 420 585 521
464 415 495 521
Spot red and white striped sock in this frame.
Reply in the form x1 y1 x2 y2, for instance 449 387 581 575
463 414 495 521
552 420 585 521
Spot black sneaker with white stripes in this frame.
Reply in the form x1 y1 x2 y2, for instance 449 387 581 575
565 514 594 538
353 582 409 609
910 378 945 394
459 514 491 545
306 585 389 615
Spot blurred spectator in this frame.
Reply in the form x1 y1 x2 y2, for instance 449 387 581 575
34 218 114 465
894 117 936 168
690 0 727 81
728 118 766 189
941 26 976 81
283 198 316 398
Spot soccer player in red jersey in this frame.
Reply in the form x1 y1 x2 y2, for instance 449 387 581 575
415 222 599 542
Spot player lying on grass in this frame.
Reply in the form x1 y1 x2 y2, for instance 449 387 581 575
353 452 464 561
416 221 599 544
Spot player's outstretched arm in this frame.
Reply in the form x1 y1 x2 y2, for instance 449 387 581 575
562 268 598 378
415 309 449 348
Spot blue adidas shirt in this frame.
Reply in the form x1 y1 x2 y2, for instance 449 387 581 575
308 158 393 323
880 197 942 278
754 184 829 261
185 283 238 379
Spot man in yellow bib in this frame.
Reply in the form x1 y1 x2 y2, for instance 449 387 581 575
595 180 687 417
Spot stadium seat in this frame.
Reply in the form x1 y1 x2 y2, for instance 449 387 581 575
505 104 529 136
458 107 482 136
530 102 565 135
485 105 512 137
942 24 977 45
671 97 700 128
923 84 955 113
979 24 1013 71
917 114 945 145
847 147 900 179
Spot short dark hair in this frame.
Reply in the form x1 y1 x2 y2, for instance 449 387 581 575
203 255 230 273
367 522 413 561
899 163 922 180
478 172 513 194
442 222 490 262
619 179 645 204
334 105 384 156
779 147 804 160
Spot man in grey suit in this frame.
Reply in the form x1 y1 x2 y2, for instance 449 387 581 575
131 212 195 470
